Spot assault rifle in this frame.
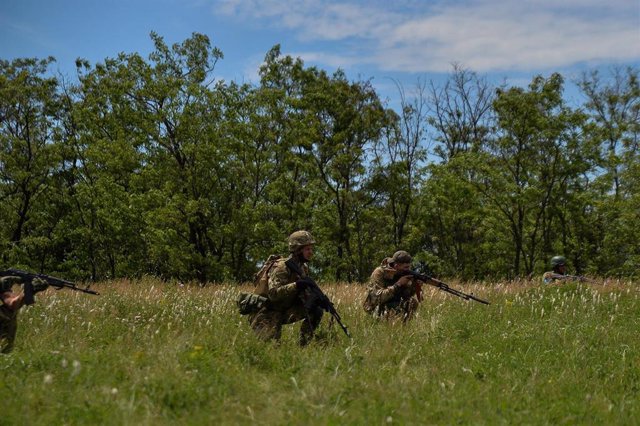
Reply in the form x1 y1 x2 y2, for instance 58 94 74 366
0 269 99 305
285 259 351 338
395 270 490 305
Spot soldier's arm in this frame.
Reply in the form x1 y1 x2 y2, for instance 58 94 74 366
0 292 24 311
0 277 25 311
267 262 299 302
367 268 402 305
543 272 572 283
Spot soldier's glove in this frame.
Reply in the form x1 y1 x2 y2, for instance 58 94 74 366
295 278 314 292
32 278 49 294
394 275 413 288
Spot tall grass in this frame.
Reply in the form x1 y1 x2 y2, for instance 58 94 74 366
1 278 638 425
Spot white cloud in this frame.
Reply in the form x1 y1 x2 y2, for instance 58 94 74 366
213 0 640 73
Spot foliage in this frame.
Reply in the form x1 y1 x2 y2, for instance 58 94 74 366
1 34 639 281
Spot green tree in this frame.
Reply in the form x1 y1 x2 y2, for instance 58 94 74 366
476 73 588 276
301 69 387 281
0 57 61 267
577 67 640 275
371 80 428 250
411 66 494 278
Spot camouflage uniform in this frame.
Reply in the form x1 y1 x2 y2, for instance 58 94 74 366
363 261 419 321
542 271 563 284
0 275 48 353
0 276 22 353
543 271 586 284
249 255 323 345
543 255 583 284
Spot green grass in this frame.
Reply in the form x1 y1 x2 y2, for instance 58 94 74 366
1 279 638 425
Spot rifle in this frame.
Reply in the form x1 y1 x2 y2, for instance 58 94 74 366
284 259 351 338
395 270 490 305
545 273 595 283
0 269 99 305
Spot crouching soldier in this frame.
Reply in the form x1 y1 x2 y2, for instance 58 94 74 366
248 231 323 346
363 250 421 322
0 275 48 353
543 256 590 284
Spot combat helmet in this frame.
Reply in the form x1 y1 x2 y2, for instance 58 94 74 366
550 256 566 267
390 250 412 265
288 230 316 252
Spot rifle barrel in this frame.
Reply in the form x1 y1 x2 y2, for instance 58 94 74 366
401 270 490 305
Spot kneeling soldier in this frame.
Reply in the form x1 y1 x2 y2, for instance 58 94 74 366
249 231 323 346
363 250 421 321
543 256 589 284
0 275 48 353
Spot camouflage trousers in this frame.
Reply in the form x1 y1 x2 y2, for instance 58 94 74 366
0 306 18 354
249 302 323 346
376 297 419 322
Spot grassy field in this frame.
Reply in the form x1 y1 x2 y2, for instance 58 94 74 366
1 278 638 425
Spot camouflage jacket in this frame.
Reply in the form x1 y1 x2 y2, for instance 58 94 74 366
543 271 586 284
266 255 308 310
363 266 405 313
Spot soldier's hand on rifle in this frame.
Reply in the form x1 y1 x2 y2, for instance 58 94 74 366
32 278 49 294
295 277 314 292
394 275 413 289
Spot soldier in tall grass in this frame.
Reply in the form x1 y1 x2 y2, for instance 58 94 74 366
543 256 590 284
0 275 48 353
363 250 421 322
248 231 323 346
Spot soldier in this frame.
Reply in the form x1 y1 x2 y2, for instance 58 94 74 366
543 256 588 283
363 250 421 321
248 230 323 346
0 275 48 353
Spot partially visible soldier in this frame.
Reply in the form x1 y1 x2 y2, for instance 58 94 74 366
363 250 421 321
0 275 48 353
248 231 323 346
543 256 588 284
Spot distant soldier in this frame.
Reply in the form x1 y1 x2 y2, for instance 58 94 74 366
543 256 589 284
0 274 48 353
248 231 323 346
363 250 421 321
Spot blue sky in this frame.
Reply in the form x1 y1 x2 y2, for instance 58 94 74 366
2 0 639 105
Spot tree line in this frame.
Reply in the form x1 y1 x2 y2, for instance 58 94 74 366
1 33 638 283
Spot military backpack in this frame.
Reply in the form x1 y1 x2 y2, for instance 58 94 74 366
252 254 281 296
236 254 281 315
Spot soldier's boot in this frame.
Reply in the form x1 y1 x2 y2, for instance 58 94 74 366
402 298 420 323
